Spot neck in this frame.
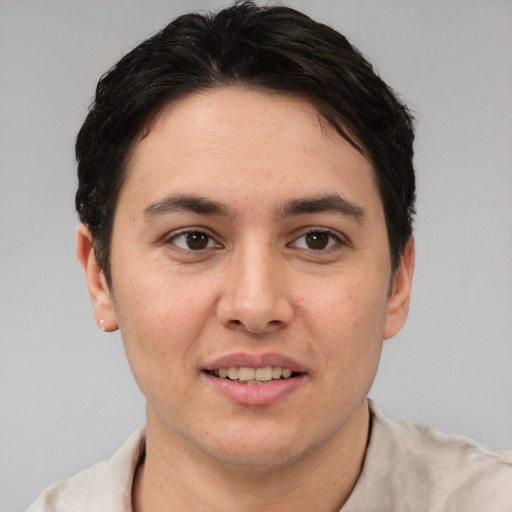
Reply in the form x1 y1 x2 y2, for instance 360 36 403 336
133 401 369 512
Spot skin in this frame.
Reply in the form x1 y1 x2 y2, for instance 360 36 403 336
77 87 414 511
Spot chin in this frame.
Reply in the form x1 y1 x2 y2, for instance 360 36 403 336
208 442 305 472
198 420 323 472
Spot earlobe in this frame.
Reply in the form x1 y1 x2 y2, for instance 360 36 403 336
76 224 118 332
384 238 415 340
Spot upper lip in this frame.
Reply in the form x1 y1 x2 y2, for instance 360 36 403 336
202 352 307 373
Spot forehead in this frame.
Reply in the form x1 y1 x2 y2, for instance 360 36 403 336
140 87 341 164
121 87 381 217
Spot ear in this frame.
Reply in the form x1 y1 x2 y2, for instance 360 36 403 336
76 224 118 332
384 238 415 340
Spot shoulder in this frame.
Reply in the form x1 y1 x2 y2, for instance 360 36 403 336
372 402 512 469
343 402 512 512
26 427 145 512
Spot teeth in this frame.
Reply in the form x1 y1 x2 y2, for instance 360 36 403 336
238 367 255 381
272 367 282 379
255 367 272 381
212 366 296 382
282 368 292 379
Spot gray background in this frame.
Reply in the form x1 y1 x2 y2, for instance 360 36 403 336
1 1 511 510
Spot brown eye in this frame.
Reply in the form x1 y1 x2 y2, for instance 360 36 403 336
170 230 217 251
305 231 330 250
187 231 210 250
291 230 340 251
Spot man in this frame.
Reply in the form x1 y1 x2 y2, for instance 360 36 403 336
27 2 511 511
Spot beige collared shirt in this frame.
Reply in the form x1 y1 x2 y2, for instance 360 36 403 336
27 402 512 511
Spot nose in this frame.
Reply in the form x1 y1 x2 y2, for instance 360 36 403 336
216 244 293 334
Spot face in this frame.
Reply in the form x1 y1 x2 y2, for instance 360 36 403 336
79 87 413 470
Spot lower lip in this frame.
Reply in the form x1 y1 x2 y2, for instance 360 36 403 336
203 372 306 406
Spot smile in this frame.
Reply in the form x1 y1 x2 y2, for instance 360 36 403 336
202 353 307 404
208 366 297 384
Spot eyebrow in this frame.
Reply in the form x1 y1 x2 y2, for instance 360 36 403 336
143 194 232 219
143 193 365 222
278 194 365 221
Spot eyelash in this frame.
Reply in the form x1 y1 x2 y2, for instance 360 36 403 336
289 229 344 252
165 228 221 252
164 228 346 253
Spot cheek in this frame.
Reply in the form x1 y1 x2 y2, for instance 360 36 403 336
301 272 388 375
113 281 214 415
112 268 218 371
305 269 389 329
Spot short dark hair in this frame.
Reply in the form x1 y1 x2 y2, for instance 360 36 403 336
76 0 415 285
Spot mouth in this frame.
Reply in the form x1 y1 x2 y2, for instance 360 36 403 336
205 366 301 385
202 352 307 404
